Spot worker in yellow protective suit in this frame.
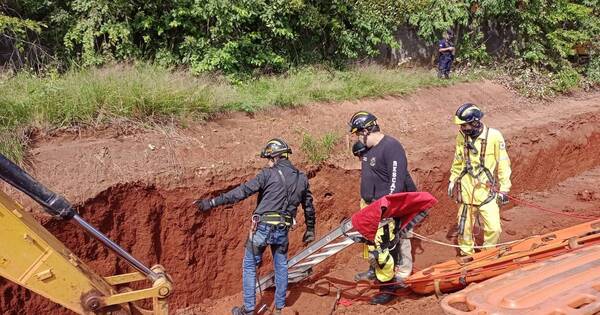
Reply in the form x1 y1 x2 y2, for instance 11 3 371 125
448 103 512 256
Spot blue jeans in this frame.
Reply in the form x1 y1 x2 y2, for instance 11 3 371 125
243 223 289 311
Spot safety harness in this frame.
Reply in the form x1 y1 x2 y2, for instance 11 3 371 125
455 128 497 235
365 210 430 278
256 212 293 228
373 224 395 270
250 165 300 231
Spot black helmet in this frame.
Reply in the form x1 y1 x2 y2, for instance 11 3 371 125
348 111 378 134
454 103 484 125
260 138 292 159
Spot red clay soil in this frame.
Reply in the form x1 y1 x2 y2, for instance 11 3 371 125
1 81 600 315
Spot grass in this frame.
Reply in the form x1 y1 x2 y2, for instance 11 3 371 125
300 132 340 165
233 66 479 111
0 130 27 164
0 63 483 162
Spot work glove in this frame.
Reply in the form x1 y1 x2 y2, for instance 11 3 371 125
497 193 509 205
193 199 215 212
302 228 315 244
447 180 456 199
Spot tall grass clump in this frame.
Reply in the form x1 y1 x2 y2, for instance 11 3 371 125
0 64 235 130
300 132 340 165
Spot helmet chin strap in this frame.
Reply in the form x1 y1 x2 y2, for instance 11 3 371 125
362 130 370 146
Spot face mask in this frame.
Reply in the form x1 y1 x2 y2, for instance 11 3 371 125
461 121 483 138
352 141 368 157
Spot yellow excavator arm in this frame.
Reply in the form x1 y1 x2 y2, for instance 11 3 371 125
0 153 172 314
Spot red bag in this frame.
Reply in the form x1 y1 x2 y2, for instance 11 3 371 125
351 192 437 241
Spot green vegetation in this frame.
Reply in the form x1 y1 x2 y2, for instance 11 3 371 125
0 64 474 129
300 132 340 165
5 1 599 76
552 66 581 93
0 130 27 165
10 0 409 75
0 64 480 162
587 56 600 84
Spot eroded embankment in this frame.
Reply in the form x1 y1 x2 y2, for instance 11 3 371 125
2 113 600 314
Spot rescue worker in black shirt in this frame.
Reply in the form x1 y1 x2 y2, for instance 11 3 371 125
195 139 316 315
349 111 417 305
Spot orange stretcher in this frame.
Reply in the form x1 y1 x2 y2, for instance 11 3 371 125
405 219 600 295
440 244 600 315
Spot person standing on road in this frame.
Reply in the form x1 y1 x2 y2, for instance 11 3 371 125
447 103 512 256
195 139 316 315
438 29 455 79
348 111 418 305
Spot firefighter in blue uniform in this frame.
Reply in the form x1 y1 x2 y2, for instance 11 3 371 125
438 30 455 79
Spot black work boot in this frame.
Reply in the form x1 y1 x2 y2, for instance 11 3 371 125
354 266 376 281
370 284 397 305
231 306 253 315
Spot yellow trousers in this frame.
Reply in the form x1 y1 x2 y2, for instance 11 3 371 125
456 201 501 255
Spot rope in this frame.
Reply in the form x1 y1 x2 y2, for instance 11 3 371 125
409 231 522 249
311 276 412 303
504 194 597 220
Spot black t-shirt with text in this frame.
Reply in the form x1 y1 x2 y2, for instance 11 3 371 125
360 135 417 203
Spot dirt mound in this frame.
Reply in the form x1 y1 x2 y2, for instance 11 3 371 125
1 81 600 314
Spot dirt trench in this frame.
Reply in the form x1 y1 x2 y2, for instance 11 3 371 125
2 110 600 315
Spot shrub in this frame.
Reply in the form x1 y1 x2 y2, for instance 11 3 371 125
300 132 340 165
552 67 581 93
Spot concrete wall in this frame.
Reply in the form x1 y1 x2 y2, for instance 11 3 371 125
376 23 513 67
377 25 437 67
